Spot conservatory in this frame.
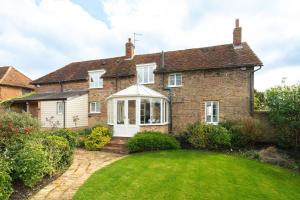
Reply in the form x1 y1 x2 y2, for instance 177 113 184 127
106 84 169 137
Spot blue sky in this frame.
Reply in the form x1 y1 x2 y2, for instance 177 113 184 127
0 0 299 91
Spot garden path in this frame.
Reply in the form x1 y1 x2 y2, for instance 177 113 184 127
31 149 124 200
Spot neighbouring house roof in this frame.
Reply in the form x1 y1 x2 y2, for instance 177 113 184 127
32 42 262 85
11 90 88 102
106 84 167 100
0 66 34 89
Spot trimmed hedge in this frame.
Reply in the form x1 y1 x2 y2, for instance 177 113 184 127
128 131 180 153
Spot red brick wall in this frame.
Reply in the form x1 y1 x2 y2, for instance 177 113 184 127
34 67 253 134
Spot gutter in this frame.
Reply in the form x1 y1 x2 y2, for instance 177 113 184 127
249 65 262 114
63 100 66 128
160 51 173 134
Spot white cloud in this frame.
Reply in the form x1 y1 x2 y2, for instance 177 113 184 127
255 65 300 91
0 0 300 91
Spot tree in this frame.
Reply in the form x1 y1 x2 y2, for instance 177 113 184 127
265 84 300 157
254 89 266 110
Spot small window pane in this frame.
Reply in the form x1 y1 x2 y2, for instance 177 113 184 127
117 101 125 124
128 100 136 125
144 68 149 83
149 66 154 82
151 99 161 123
57 102 64 114
176 74 182 85
140 99 150 124
205 101 219 123
169 74 175 86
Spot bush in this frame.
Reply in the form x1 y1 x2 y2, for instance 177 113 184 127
258 146 298 169
0 158 13 200
12 141 51 187
52 129 78 149
187 123 231 150
43 136 72 173
84 127 111 151
220 118 265 148
0 111 40 139
128 131 180 153
266 85 300 157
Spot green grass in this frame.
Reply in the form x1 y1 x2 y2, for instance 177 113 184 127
74 150 300 200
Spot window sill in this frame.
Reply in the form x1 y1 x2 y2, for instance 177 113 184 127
205 122 219 125
138 82 155 85
140 122 169 126
89 87 103 90
167 85 183 88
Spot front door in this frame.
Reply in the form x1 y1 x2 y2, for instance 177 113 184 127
114 99 139 137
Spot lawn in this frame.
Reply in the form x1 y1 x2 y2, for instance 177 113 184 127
74 150 300 200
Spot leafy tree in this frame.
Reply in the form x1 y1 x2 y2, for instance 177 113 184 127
265 84 300 157
254 89 266 110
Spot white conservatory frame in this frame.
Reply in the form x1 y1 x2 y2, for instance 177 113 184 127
106 84 169 137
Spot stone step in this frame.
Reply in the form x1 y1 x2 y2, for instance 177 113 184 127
102 145 128 154
101 137 129 154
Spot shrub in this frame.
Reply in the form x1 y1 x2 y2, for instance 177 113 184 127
265 85 300 157
84 127 111 151
0 111 40 139
128 131 180 153
12 141 51 187
43 136 72 173
220 118 265 148
0 158 13 200
52 129 78 149
258 146 298 169
187 123 231 150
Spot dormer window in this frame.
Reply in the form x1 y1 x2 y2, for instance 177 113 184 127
136 63 156 84
89 70 105 89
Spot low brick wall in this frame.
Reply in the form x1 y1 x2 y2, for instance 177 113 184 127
139 124 169 133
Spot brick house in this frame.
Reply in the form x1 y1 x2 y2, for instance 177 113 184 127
13 19 262 136
0 66 34 101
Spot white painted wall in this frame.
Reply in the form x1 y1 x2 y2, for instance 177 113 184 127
40 94 88 128
65 94 88 128
41 101 64 128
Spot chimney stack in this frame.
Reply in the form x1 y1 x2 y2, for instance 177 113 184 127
233 19 242 47
125 38 134 59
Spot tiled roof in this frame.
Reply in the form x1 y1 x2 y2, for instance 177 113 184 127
12 90 88 102
0 66 34 89
0 67 9 81
32 42 262 85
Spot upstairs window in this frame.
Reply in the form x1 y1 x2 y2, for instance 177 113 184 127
168 73 182 87
89 70 105 88
205 101 219 124
89 102 100 113
137 63 156 84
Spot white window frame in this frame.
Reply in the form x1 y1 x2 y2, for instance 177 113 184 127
168 73 182 87
136 63 156 84
107 100 114 125
140 98 169 125
89 102 100 113
88 70 105 89
205 101 219 124
57 101 64 115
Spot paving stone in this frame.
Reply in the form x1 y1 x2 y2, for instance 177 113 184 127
30 149 124 200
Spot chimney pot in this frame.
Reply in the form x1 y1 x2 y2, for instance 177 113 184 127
235 19 239 28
